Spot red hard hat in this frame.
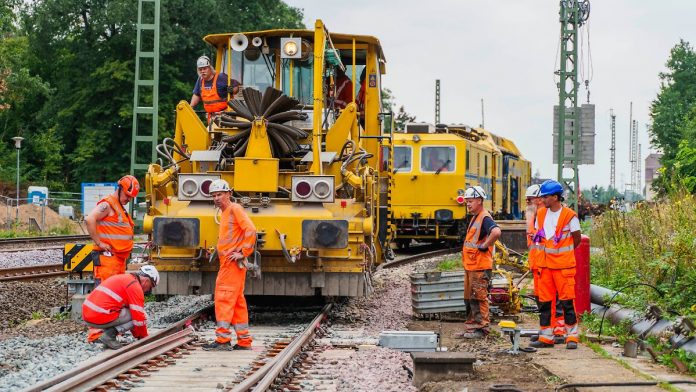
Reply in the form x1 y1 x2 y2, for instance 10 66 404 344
118 175 140 198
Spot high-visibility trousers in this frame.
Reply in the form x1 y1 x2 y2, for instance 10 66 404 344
93 252 128 285
533 268 566 337
537 268 578 344
88 251 128 343
214 269 252 347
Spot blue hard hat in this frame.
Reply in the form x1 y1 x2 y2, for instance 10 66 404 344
539 180 564 197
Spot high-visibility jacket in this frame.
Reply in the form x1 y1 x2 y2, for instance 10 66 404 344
82 274 148 338
334 75 353 109
217 203 257 281
356 80 366 116
527 206 546 269
95 194 134 254
536 206 577 269
462 208 494 271
201 72 228 114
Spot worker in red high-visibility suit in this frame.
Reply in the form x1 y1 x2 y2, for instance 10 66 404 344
526 184 566 344
203 179 257 351
82 265 159 350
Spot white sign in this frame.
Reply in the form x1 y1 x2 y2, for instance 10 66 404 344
82 183 118 216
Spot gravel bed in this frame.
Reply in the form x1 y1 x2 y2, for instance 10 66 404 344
0 332 102 391
332 256 442 336
0 249 63 269
145 294 213 327
0 280 68 330
304 255 446 391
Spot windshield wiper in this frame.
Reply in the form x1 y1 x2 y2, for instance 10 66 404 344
393 159 409 173
435 159 451 174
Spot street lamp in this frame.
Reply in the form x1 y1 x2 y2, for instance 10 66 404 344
12 136 23 223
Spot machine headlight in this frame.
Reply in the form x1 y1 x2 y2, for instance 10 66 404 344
284 40 298 56
313 180 331 199
181 179 199 197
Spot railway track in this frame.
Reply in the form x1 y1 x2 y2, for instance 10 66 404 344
0 235 91 252
0 263 67 282
24 304 332 392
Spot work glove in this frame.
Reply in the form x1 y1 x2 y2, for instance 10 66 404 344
477 246 489 252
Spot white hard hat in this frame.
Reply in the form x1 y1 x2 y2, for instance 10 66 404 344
525 184 541 198
464 186 487 200
196 55 212 68
139 265 159 287
209 179 231 193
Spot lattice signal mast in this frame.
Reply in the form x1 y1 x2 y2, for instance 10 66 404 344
610 109 616 190
555 0 591 211
434 79 441 124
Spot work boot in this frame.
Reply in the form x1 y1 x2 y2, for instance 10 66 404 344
530 334 539 342
454 330 485 339
99 327 122 350
529 340 554 348
232 344 252 350
202 341 232 351
554 336 566 345
566 341 578 350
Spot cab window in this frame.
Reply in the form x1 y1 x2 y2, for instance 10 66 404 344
421 146 455 172
282 57 313 105
220 49 275 92
393 146 412 173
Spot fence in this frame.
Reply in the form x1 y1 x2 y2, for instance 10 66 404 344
1 192 84 232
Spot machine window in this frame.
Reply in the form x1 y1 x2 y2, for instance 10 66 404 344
421 146 455 173
393 146 412 173
484 155 488 175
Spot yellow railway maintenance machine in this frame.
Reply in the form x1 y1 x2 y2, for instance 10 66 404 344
390 123 530 248
144 21 392 297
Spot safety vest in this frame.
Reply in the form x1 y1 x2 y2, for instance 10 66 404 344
200 72 228 113
217 203 257 281
82 274 149 338
334 75 353 108
536 206 577 269
462 208 494 271
95 194 134 254
527 207 546 269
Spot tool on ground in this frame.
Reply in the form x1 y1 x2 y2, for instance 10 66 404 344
499 320 521 354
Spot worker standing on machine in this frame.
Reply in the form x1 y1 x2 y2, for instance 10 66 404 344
456 186 502 339
530 180 582 349
84 175 139 343
189 55 239 122
526 184 566 344
203 179 256 351
82 265 159 350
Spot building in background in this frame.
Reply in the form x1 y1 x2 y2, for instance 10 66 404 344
644 153 662 201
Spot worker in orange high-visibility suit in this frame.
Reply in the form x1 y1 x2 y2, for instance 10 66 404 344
82 265 159 349
530 180 582 350
85 175 139 343
189 55 239 122
203 179 256 351
455 186 501 339
525 184 566 344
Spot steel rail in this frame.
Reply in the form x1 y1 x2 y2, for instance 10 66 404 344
24 305 212 392
231 303 333 392
45 328 195 392
0 263 67 282
381 248 459 269
0 235 91 246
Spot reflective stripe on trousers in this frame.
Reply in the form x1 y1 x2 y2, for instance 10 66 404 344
565 323 579 343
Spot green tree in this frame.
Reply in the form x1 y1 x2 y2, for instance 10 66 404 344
649 40 696 194
7 0 303 192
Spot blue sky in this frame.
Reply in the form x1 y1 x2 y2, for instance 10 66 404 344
286 0 696 191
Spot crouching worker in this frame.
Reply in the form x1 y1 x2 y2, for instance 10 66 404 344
82 265 159 349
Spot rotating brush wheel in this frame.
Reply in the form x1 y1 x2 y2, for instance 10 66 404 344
214 87 309 158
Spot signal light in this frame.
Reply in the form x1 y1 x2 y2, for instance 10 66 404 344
295 180 312 198
456 195 465 205
200 179 213 196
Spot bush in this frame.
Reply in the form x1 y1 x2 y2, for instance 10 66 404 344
590 193 696 315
